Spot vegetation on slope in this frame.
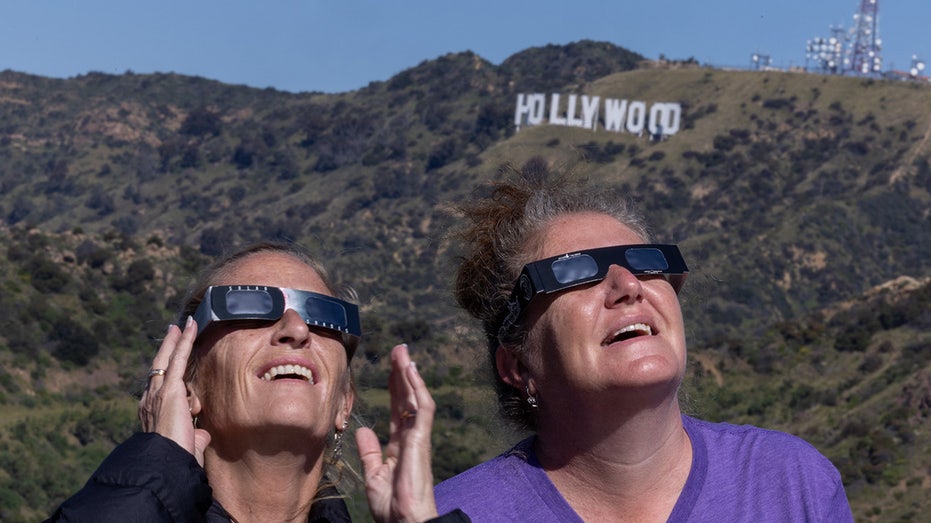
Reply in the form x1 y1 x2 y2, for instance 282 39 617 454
0 40 929 521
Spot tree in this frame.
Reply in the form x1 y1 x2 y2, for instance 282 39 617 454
179 107 222 137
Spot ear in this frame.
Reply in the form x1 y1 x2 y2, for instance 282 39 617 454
495 345 530 390
186 383 203 418
335 379 355 431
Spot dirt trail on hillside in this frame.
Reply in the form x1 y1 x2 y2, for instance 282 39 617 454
890 117 931 183
691 352 724 386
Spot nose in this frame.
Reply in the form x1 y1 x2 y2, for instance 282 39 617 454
272 308 311 348
603 264 643 307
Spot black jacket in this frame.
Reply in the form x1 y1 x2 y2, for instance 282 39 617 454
46 432 468 523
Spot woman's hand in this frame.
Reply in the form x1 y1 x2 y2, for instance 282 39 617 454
356 344 439 523
138 316 211 466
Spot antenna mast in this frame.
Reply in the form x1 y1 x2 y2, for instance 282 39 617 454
848 0 882 75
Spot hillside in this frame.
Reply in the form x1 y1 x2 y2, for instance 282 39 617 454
0 40 930 521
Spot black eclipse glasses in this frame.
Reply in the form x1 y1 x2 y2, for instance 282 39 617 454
193 285 361 345
498 244 688 342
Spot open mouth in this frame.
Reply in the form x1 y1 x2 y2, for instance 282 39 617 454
262 364 315 383
604 323 653 345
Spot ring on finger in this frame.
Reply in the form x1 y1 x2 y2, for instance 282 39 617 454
400 409 417 421
148 368 167 378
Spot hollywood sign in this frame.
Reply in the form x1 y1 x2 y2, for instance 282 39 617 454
514 93 682 136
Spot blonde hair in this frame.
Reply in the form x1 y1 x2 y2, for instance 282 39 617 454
176 240 359 498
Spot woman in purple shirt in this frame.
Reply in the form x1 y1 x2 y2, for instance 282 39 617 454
434 169 853 522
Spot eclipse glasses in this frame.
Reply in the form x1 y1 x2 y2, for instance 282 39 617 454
193 285 361 345
498 244 688 342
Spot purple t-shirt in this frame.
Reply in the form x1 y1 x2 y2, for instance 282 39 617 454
435 416 853 522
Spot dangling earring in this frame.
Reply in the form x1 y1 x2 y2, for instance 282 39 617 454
333 419 348 461
525 385 539 409
192 416 199 429
333 431 343 461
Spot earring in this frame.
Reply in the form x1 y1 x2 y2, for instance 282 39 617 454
525 385 539 409
333 431 343 461
333 419 349 461
192 416 199 429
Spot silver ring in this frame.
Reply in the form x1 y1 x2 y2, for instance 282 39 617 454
148 368 167 378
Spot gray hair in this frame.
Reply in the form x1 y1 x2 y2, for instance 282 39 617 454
452 162 651 431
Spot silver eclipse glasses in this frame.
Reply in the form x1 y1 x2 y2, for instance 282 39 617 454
193 285 361 347
498 244 688 343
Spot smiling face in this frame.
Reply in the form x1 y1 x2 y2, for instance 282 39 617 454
188 251 353 447
511 212 687 412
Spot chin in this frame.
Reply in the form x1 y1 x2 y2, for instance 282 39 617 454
617 355 683 387
256 400 323 424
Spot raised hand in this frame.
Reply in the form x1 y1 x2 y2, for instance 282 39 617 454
356 344 439 523
138 316 211 466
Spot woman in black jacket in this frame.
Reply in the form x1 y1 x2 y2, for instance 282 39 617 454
47 241 467 523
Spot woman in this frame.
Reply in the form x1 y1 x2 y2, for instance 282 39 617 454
47 241 466 522
434 171 853 522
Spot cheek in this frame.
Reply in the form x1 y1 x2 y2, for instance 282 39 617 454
192 340 243 405
654 289 685 329
190 360 224 410
545 294 599 334
524 299 585 367
314 341 351 389
327 354 352 396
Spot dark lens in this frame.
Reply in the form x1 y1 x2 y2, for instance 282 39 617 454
225 290 274 315
624 248 669 272
304 296 347 324
551 254 599 284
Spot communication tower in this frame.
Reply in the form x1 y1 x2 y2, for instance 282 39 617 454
847 0 882 75
750 53 773 71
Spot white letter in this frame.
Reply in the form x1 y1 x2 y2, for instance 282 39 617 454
566 94 584 127
626 101 647 134
604 98 628 132
514 94 531 127
648 103 682 135
582 95 600 130
549 93 567 125
527 94 546 125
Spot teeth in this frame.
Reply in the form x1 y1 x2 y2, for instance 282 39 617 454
262 364 314 383
618 323 652 336
605 322 654 345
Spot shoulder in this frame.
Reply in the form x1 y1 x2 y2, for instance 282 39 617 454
680 417 852 520
434 445 524 498
434 438 538 516
685 415 833 464
435 437 585 522
47 432 213 522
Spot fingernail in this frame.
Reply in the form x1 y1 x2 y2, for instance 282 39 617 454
410 361 418 374
186 315 195 327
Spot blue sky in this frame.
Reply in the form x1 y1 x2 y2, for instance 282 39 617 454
1 1 928 93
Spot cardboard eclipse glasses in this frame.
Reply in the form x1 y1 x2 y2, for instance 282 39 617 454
499 244 688 342
193 285 361 347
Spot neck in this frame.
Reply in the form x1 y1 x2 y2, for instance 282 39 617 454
534 389 692 522
204 428 330 523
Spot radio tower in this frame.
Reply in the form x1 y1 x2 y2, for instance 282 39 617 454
848 0 882 75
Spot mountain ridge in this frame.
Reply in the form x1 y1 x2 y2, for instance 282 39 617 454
0 41 929 521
